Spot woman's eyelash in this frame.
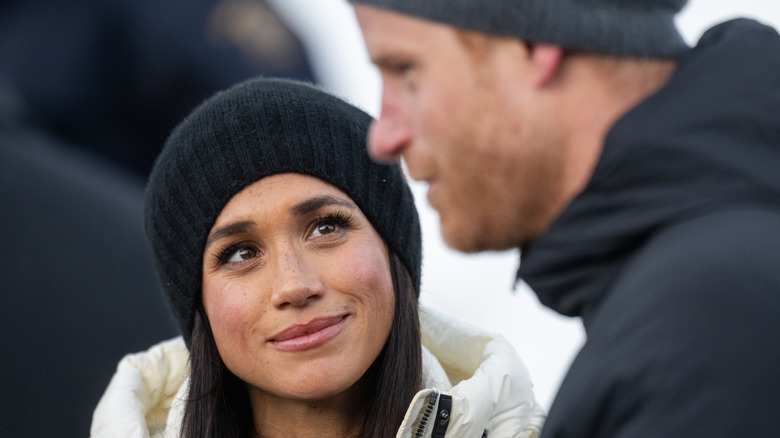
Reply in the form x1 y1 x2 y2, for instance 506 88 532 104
214 241 254 264
311 211 354 233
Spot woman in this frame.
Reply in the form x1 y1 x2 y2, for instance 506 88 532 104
91 78 545 437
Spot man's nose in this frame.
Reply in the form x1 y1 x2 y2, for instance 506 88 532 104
367 84 412 162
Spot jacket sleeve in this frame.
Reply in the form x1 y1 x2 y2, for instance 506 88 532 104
90 337 189 438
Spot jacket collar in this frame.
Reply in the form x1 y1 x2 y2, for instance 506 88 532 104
518 19 780 323
91 304 545 437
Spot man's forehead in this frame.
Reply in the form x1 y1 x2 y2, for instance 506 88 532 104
353 4 457 50
353 3 446 33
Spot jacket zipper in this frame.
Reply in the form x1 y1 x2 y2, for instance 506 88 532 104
414 392 438 437
414 391 452 438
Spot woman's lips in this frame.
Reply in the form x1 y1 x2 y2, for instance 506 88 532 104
269 315 347 352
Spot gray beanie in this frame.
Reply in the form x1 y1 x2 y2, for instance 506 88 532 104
350 0 689 57
145 78 422 345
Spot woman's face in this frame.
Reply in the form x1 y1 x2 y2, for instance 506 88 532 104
201 173 395 404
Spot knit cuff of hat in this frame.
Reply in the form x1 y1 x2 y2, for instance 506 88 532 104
349 0 689 58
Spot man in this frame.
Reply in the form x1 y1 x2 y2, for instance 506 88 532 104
348 0 780 436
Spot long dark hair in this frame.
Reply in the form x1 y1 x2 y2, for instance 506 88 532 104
181 252 422 438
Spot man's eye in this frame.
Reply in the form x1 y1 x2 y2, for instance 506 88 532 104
226 247 257 263
394 63 412 75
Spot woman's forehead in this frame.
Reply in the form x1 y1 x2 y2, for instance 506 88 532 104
209 173 364 234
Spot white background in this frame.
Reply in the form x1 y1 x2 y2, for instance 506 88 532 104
268 0 780 412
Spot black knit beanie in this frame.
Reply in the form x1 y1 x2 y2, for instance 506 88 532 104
350 0 689 58
145 78 422 345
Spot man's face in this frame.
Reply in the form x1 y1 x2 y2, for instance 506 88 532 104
354 5 566 252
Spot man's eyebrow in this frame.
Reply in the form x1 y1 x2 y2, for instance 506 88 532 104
291 195 358 217
371 53 411 69
205 221 255 248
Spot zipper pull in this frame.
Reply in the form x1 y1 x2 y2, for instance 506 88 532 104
431 393 452 438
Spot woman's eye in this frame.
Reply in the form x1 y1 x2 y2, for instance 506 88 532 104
311 222 337 238
226 247 257 263
309 213 352 239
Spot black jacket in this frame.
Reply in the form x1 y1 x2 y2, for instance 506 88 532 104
520 19 780 438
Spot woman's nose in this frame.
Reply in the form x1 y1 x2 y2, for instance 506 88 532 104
270 253 324 309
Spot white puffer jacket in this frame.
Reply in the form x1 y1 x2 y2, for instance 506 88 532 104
91 304 545 437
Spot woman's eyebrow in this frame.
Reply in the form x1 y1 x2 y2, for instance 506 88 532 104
291 195 357 217
205 221 255 248
204 196 355 248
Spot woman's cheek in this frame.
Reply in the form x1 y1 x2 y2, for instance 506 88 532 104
205 281 256 349
341 245 394 307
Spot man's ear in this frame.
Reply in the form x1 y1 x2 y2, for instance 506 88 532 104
528 43 563 88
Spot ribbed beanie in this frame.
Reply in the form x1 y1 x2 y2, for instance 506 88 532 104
145 78 422 345
350 0 689 57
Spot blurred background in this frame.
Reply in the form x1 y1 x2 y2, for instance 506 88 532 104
1 0 778 435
